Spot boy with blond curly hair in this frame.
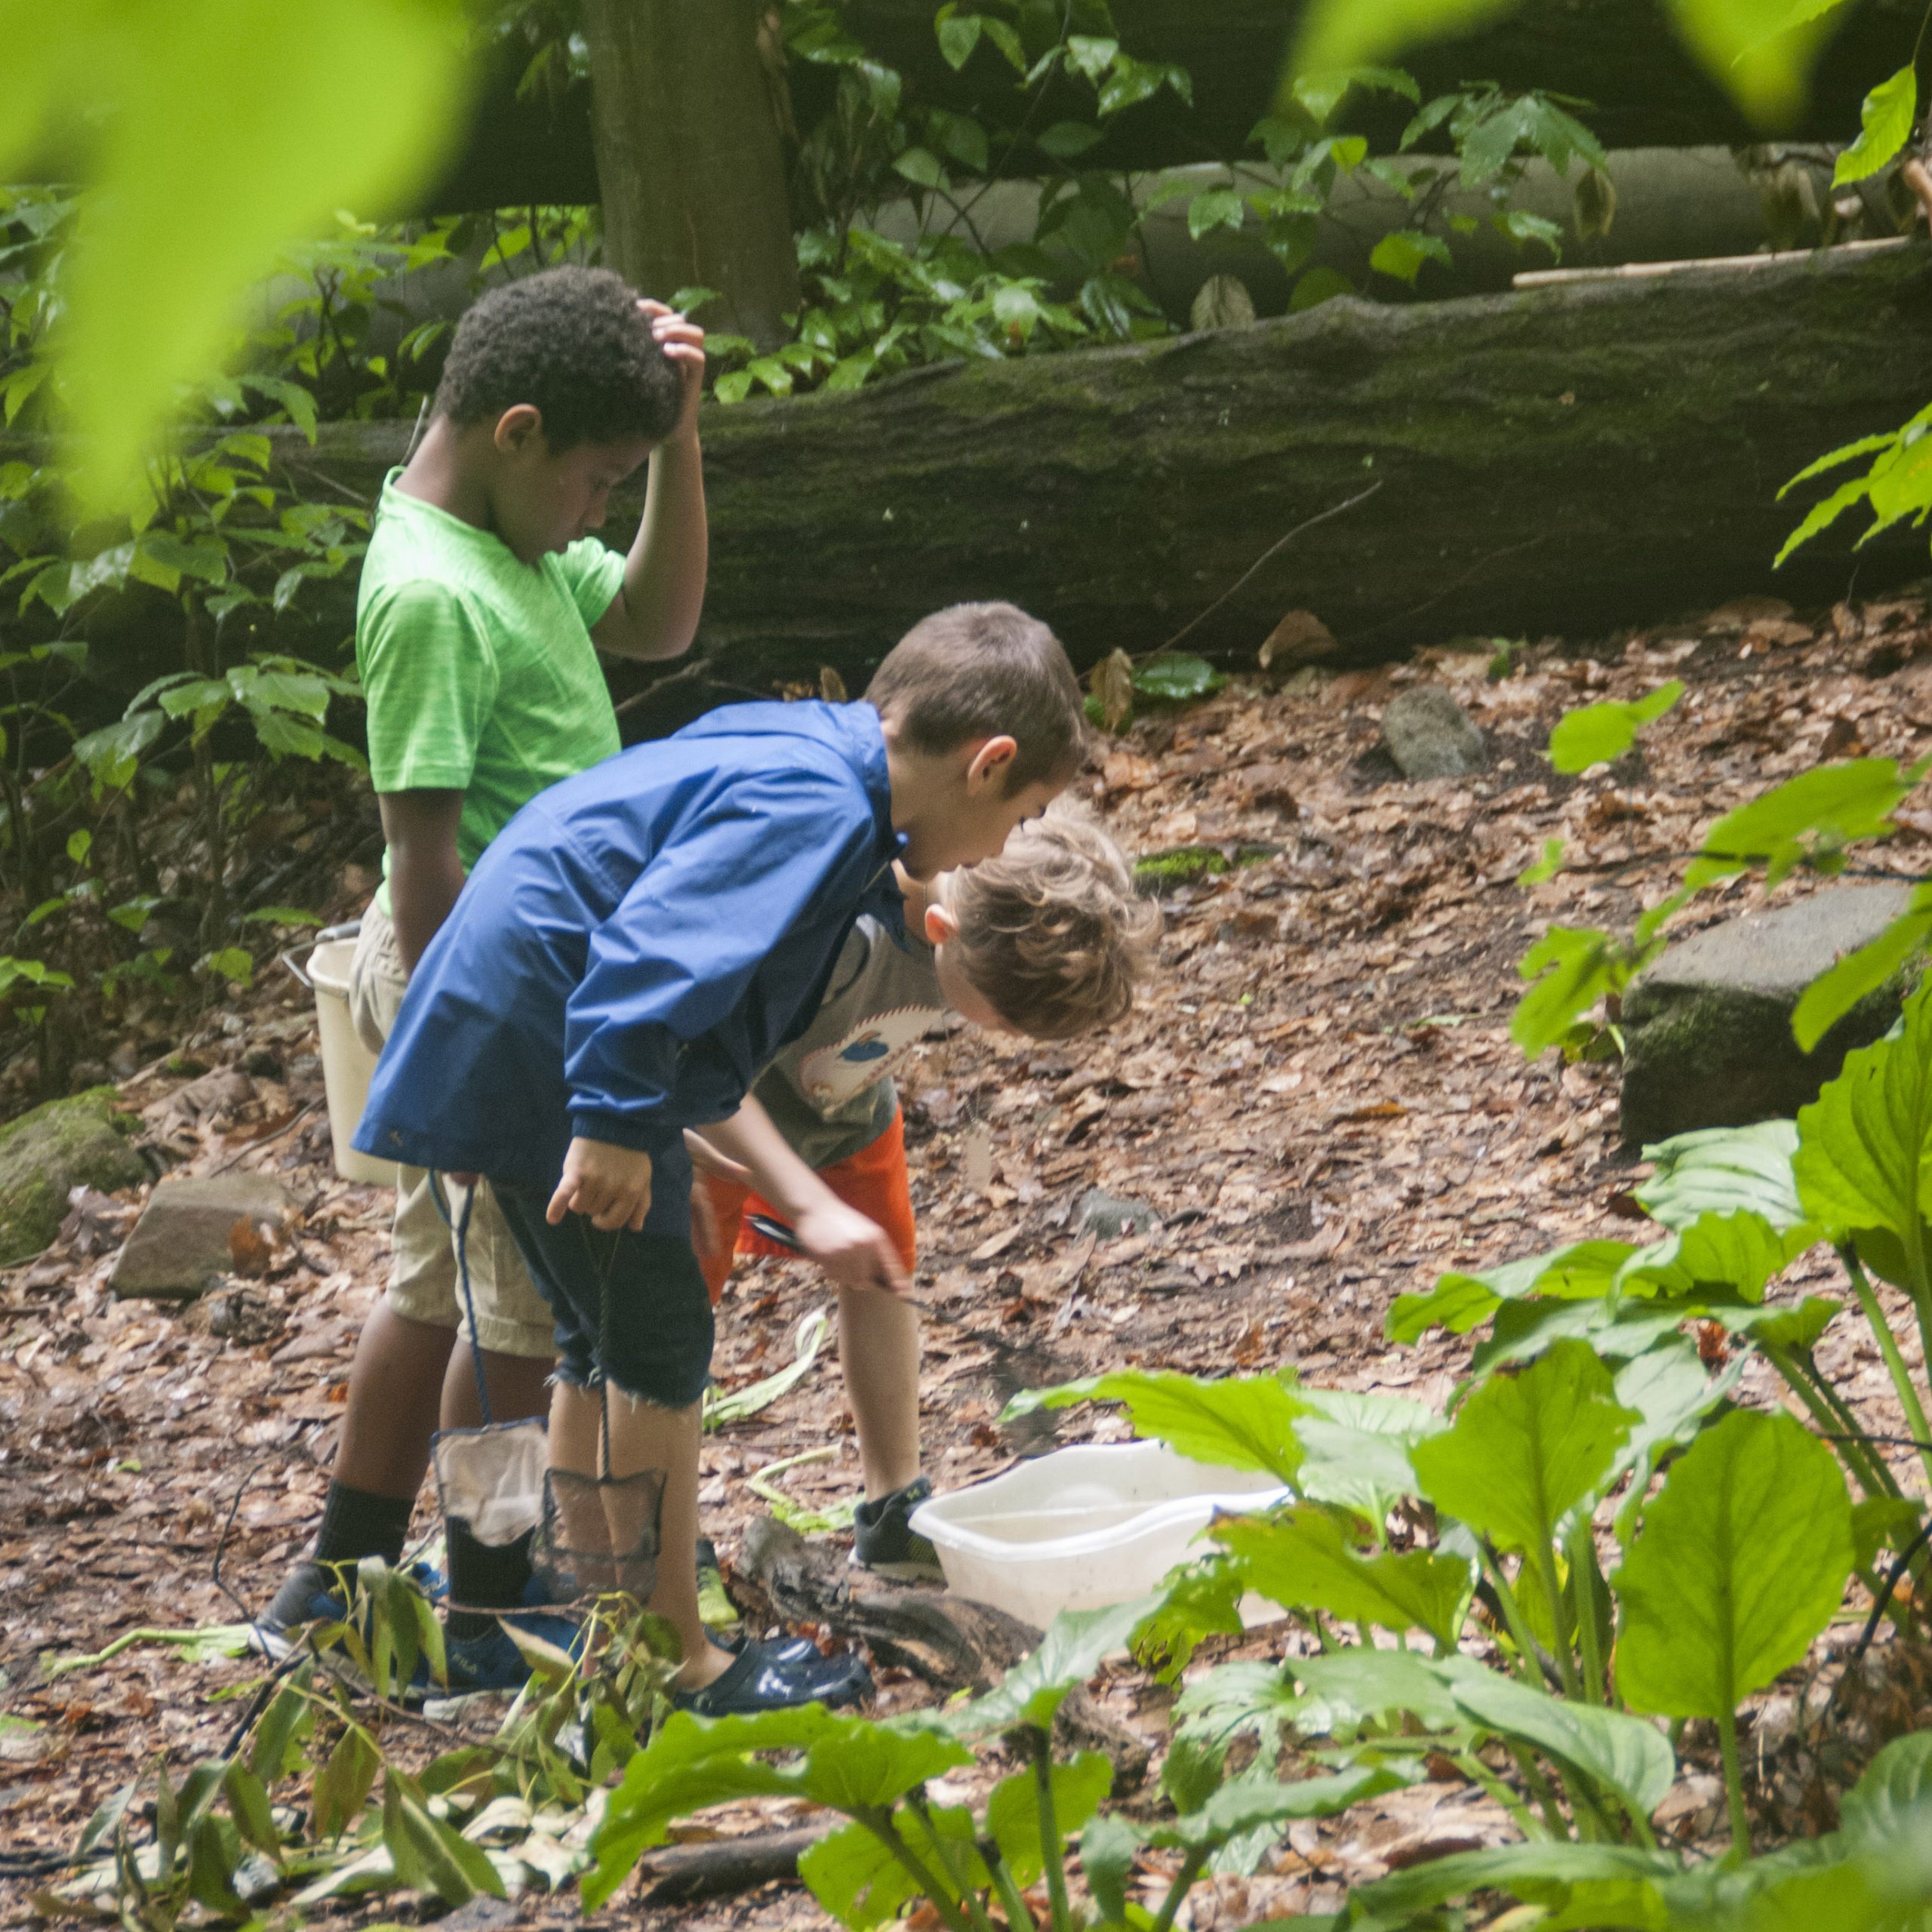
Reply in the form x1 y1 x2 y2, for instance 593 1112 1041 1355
696 813 1158 1577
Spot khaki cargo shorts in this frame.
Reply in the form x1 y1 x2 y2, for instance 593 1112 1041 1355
348 903 555 1360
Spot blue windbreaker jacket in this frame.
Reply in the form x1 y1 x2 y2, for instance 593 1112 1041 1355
353 700 904 1198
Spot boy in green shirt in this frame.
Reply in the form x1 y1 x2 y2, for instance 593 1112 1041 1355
261 266 707 1684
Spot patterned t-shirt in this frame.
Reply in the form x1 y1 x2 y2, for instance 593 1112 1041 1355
753 914 946 1169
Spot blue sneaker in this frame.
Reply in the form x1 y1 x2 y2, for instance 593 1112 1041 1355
252 1558 446 1657
443 1605 586 1691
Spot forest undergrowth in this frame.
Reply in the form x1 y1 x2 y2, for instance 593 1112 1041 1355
7 586 1932 1927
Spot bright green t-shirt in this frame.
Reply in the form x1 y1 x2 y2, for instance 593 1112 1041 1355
355 470 625 912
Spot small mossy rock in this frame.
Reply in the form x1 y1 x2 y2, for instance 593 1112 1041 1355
1075 1188 1161 1239
110 1171 294 1301
1620 884 1916 1149
0 1087 146 1266
1380 686 1488 780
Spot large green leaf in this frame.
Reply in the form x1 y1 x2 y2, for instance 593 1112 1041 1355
1214 1504 1472 1644
2 0 469 509
798 1755 1115 1930
1002 1370 1308 1482
1410 1340 1638 1552
1296 1647 1672 1820
1835 65 1917 185
1636 1121 1806 1232
1841 1731 1932 1849
1795 977 1932 1294
949 1596 1160 1737
981 1753 1115 1885
1470 1295 1695 1377
1435 1654 1675 1819
1548 681 1683 774
1292 1388 1443 1521
1292 1646 1467 1734
1616 1210 1817 1303
586 1706 966 1908
1792 888 1932 1053
1352 1841 1679 1918
1614 1409 1853 1720
1387 1240 1634 1343
1686 759 1922 891
799 1815 953 1930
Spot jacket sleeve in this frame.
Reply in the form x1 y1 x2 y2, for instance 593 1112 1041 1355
561 769 881 1146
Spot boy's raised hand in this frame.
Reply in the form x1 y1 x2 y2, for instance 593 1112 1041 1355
639 298 705 443
793 1198 910 1295
549 1136 653 1232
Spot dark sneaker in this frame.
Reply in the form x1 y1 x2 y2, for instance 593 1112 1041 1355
253 1558 446 1654
672 1636 872 1716
852 1477 943 1583
442 1605 585 1693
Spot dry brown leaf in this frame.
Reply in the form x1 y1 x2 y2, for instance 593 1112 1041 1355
1260 609 1338 669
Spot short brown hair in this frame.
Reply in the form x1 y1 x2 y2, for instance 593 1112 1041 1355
866 601 1088 791
946 813 1159 1040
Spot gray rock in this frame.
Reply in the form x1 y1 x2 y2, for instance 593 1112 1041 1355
0 1087 148 1266
110 1171 294 1301
1620 884 1916 1149
1380 686 1488 780
1075 1188 1161 1239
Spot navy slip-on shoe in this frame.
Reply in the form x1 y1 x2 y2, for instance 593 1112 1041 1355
672 1636 872 1716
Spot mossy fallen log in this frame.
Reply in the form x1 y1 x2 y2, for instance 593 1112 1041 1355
240 242 1932 706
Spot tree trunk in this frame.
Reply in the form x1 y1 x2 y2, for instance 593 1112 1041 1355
70 244 1931 712
579 0 798 348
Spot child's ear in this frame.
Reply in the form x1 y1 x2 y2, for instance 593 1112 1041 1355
924 903 958 946
965 735 1018 790
494 405 544 454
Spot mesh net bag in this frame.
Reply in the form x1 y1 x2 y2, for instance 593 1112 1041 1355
533 1463 666 1602
431 1419 547 1548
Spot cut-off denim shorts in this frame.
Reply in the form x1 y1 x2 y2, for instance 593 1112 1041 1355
491 1137 713 1409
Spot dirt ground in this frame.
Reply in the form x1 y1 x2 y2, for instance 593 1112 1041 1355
7 588 1932 1927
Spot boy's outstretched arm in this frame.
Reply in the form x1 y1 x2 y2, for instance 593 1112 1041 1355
592 300 707 663
697 1097 909 1295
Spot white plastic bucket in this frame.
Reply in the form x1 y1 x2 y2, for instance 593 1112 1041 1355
301 932 396 1187
909 1441 1289 1628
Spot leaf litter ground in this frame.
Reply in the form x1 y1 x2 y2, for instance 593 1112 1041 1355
7 591 1932 1926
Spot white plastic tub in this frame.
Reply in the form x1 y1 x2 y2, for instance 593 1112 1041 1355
909 1441 1289 1628
294 929 396 1188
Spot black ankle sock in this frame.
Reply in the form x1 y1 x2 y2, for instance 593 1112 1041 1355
312 1482 414 1569
446 1522 534 1641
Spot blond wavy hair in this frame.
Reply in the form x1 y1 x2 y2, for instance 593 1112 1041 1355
946 812 1159 1040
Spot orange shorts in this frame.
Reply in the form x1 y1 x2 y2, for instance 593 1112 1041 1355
694 1109 917 1305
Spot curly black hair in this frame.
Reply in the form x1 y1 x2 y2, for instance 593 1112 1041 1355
432 266 681 451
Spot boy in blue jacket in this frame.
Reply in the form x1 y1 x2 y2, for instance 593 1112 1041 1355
356 602 1085 1714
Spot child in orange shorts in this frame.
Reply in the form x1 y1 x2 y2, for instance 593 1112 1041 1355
694 814 1158 1577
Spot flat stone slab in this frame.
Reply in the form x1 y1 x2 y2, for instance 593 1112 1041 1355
0 1087 147 1266
1620 883 1915 1149
1380 686 1487 780
110 1171 294 1301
